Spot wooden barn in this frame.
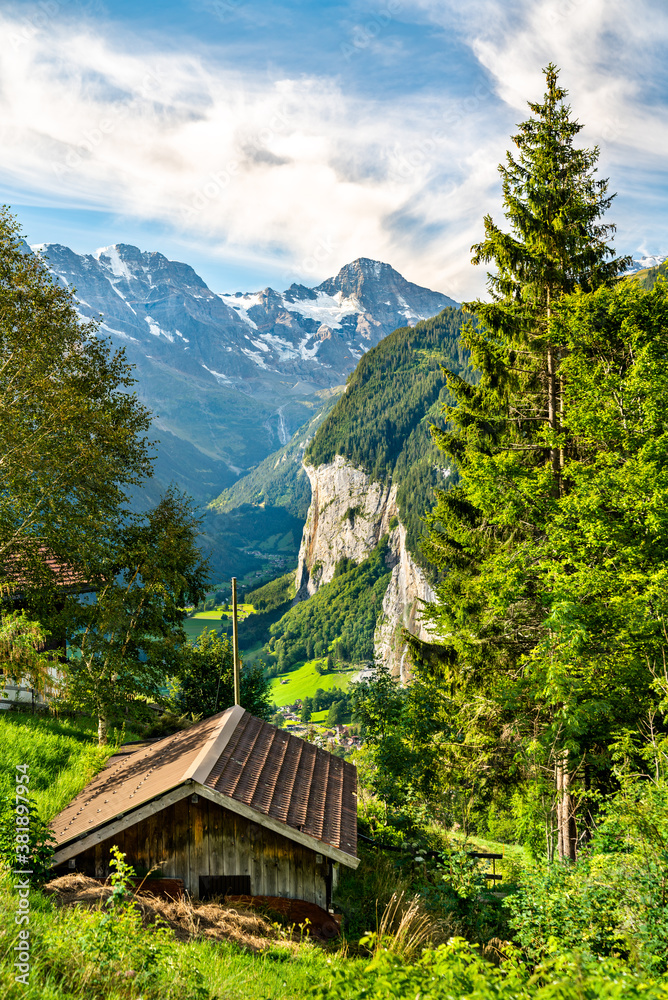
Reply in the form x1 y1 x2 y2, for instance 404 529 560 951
50 705 359 908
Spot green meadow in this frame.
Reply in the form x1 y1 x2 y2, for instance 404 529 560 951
269 660 356 706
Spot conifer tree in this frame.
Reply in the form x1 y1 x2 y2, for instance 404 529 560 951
420 66 631 860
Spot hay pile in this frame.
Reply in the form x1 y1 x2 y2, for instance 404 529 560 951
44 874 295 952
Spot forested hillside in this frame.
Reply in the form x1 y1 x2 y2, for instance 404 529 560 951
263 538 392 670
633 257 668 289
305 308 466 562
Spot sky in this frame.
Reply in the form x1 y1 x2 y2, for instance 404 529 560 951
1 0 667 299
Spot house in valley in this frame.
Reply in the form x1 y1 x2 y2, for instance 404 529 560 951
50 705 359 907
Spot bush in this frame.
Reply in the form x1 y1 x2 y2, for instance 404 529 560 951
0 794 56 885
311 937 668 1000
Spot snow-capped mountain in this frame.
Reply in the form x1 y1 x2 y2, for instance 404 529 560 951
624 253 668 275
34 244 457 507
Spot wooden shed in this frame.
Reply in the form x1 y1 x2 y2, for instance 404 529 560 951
50 705 359 906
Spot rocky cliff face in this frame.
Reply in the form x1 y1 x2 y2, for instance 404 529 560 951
373 522 436 683
295 456 435 681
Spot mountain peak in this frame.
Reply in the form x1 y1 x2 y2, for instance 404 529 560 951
315 257 458 316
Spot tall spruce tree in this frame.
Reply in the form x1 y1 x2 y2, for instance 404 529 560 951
419 66 631 860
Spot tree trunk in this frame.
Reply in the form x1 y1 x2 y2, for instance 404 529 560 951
556 754 576 861
98 713 109 746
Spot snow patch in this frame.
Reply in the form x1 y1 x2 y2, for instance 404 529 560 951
201 364 232 384
99 322 138 342
297 334 320 360
217 292 262 329
286 290 361 329
110 284 137 314
257 332 299 361
626 254 668 274
94 245 134 281
241 347 272 370
144 315 174 342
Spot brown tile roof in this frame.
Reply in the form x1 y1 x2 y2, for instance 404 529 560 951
205 712 358 859
4 546 96 594
51 705 358 865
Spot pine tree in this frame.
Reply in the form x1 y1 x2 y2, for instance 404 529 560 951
421 66 631 860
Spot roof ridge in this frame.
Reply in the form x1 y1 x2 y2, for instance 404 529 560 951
187 705 245 785
206 710 251 794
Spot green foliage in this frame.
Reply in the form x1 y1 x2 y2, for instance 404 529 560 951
305 309 466 563
311 937 668 1000
106 844 136 909
417 66 647 856
245 572 295 611
264 538 392 669
65 487 209 743
173 627 271 719
326 699 347 726
0 794 56 884
0 208 154 607
0 611 52 698
42 882 212 1000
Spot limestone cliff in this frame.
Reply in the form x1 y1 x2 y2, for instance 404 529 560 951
295 456 436 680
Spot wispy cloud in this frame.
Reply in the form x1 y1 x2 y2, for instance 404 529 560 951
0 1 666 297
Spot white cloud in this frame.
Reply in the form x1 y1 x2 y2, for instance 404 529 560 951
0 3 666 300
0 10 510 298
408 0 668 251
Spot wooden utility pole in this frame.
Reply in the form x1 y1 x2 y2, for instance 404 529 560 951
232 577 240 706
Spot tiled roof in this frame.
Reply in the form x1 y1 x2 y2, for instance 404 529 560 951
51 705 358 863
206 712 358 859
4 546 96 594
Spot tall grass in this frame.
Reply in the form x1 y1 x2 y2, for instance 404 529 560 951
372 892 441 960
0 712 120 819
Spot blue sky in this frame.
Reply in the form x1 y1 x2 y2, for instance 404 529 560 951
1 0 667 298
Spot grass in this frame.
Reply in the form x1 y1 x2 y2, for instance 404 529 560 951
269 660 356 706
182 618 219 643
0 711 131 820
0 875 355 999
452 832 532 884
183 605 255 644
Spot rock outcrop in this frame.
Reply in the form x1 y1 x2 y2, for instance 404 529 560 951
295 456 436 681
373 522 436 683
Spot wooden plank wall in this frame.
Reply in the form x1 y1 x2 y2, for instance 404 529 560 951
75 797 328 905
